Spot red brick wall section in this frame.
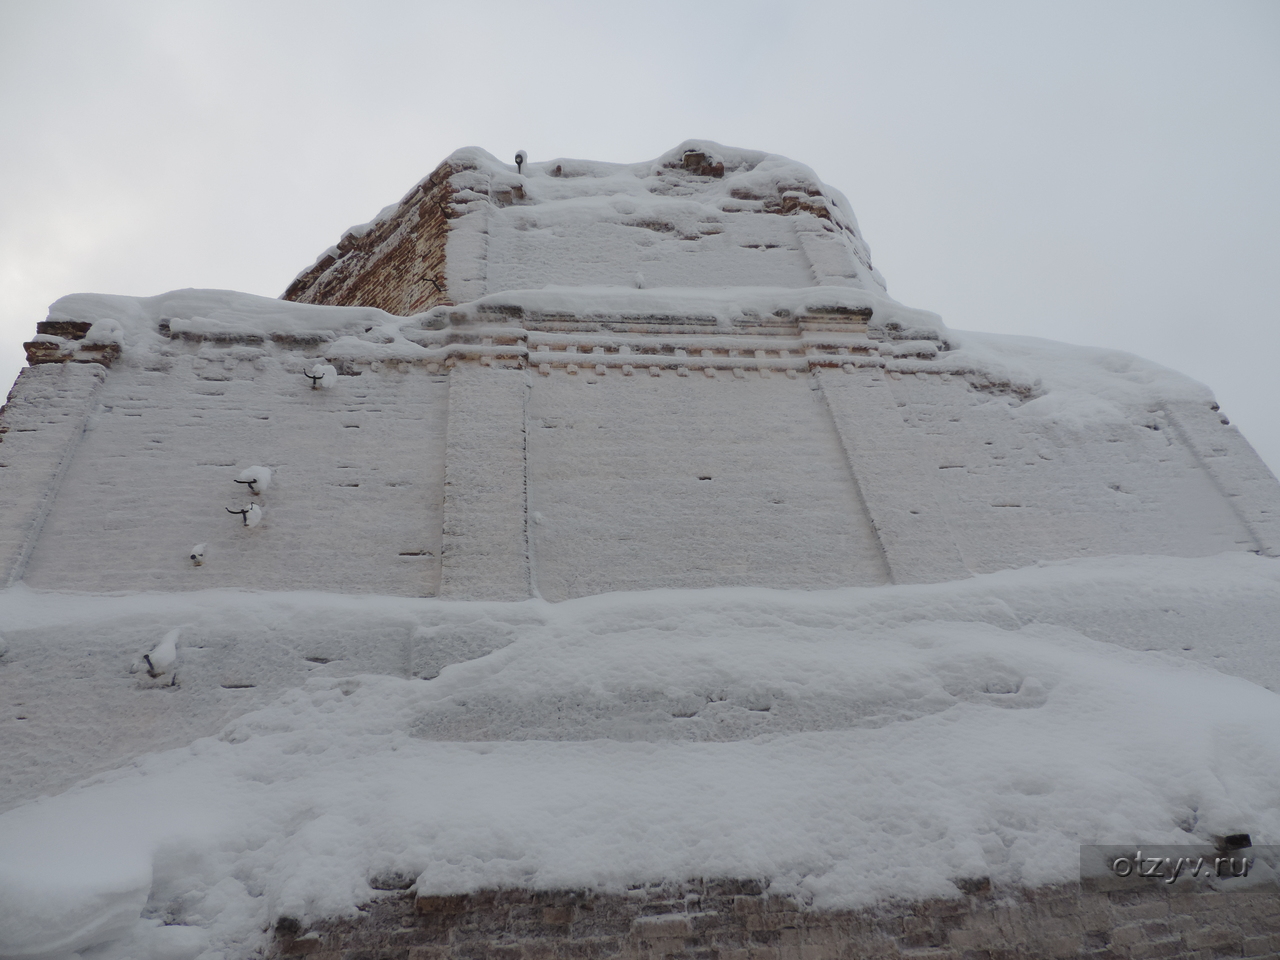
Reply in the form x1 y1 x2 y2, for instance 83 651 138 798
269 878 1280 960
282 160 465 316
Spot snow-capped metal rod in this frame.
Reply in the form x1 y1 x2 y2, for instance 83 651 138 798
226 504 263 527
304 363 337 389
234 466 272 495
142 629 179 680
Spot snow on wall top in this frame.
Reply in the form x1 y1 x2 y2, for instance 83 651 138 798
284 141 889 313
47 288 391 347
448 140 884 291
436 140 877 264
43 284 1217 428
46 284 944 376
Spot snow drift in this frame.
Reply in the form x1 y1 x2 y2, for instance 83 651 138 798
1 553 1279 960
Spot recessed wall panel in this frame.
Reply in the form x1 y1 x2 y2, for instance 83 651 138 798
527 370 890 600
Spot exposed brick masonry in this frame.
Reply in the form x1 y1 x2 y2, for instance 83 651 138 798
270 879 1280 960
283 161 458 315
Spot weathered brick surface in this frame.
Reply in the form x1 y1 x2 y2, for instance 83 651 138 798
283 160 458 316
266 880 1280 960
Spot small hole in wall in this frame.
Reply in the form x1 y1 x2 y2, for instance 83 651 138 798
276 918 302 938
698 476 713 481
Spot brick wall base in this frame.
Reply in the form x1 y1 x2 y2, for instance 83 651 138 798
269 878 1280 960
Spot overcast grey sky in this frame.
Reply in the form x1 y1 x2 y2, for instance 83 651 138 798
2 1 1277 472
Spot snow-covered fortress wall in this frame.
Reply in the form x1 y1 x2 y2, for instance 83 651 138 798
2 142 1278 601
6 143 1280 960
282 144 883 314
3 298 1277 600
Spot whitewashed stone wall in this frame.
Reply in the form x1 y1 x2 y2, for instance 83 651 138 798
16 358 448 595
482 206 815 294
881 372 1263 573
440 366 530 600
3 350 1278 599
0 363 106 586
526 369 891 601
816 366 969 585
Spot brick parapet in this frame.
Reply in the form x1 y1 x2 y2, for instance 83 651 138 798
23 318 120 367
268 879 1280 960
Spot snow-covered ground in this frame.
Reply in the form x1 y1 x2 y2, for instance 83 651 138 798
2 552 1279 960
